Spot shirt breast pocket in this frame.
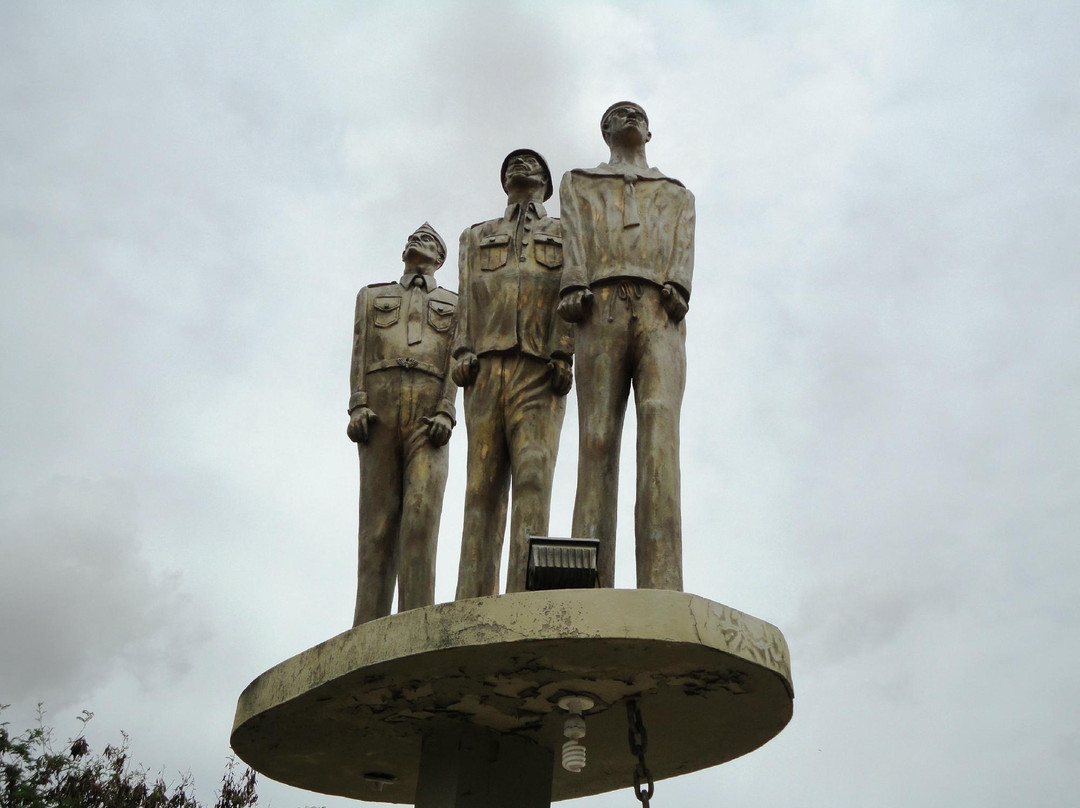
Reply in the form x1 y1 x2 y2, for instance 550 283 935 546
427 300 455 332
479 233 510 271
533 233 563 269
372 296 401 328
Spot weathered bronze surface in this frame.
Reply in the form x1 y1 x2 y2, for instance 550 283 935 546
558 102 696 591
235 112 795 808
453 150 573 598
347 223 458 625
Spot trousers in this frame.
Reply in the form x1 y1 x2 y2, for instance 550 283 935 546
354 369 449 625
571 281 685 590
456 354 566 597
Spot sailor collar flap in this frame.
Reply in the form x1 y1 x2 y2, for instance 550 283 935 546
571 163 685 188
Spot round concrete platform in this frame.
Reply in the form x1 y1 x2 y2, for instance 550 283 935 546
231 589 793 803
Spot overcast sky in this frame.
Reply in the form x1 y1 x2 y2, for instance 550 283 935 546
2 2 1077 807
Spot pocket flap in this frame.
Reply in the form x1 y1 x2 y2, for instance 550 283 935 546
429 301 455 316
480 233 511 247
374 296 401 312
533 233 562 246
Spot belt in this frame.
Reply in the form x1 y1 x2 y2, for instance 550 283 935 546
369 358 445 378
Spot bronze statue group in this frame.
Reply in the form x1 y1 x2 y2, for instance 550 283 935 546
347 102 696 626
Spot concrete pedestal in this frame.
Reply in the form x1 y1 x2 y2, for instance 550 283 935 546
231 590 793 805
416 726 553 808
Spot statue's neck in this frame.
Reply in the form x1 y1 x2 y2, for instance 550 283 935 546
607 144 649 171
505 185 544 207
403 260 435 276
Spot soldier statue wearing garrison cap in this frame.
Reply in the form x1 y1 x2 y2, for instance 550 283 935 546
347 223 458 625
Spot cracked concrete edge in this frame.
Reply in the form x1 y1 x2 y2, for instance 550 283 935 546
233 589 792 733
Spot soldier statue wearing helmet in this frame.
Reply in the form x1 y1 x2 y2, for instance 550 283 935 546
452 149 573 598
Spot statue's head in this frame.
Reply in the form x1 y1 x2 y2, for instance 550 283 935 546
402 222 446 271
601 101 651 147
500 148 553 202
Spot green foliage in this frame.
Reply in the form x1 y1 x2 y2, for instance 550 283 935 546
0 706 257 808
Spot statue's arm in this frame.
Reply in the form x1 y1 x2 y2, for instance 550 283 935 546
347 288 377 443
425 295 458 447
547 219 574 395
668 189 695 302
558 172 587 294
450 228 479 387
660 190 695 323
557 172 593 323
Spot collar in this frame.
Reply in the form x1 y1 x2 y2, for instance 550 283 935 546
573 162 684 187
503 200 547 222
399 273 437 292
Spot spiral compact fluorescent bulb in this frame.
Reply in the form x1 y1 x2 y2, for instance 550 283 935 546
557 696 594 773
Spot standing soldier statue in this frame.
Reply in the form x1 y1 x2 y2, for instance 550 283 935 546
347 223 458 625
453 149 573 598
558 102 695 591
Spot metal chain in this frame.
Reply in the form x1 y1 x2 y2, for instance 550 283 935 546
626 700 655 807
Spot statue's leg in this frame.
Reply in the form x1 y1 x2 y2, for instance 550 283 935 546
631 290 687 591
571 285 631 588
505 355 566 593
354 381 403 626
398 375 450 613
455 357 511 600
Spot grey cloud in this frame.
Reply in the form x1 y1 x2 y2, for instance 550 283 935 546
0 478 208 706
792 577 957 668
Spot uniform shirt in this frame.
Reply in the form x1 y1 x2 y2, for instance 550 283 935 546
349 274 457 422
559 164 695 300
453 201 573 363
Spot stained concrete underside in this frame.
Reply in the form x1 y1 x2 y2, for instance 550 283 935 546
231 589 793 803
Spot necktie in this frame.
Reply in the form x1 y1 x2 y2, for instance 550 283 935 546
407 275 425 345
623 174 641 228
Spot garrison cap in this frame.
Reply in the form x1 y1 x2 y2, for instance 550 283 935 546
409 221 447 267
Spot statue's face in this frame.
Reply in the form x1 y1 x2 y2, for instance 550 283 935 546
504 153 546 186
604 105 650 145
403 230 443 269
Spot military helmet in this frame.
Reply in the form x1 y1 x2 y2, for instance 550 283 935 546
500 148 553 202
